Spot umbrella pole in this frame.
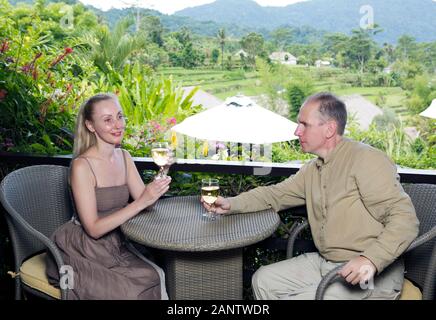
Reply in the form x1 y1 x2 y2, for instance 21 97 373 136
237 143 242 160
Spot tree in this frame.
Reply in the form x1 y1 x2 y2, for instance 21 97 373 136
344 28 379 73
217 28 226 70
395 35 418 60
141 15 164 47
240 32 264 68
211 48 220 65
322 33 349 67
86 17 144 74
286 74 315 121
270 27 293 50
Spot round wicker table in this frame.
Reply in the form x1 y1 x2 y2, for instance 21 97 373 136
121 195 280 300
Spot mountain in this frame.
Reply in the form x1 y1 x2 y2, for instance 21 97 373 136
175 0 436 43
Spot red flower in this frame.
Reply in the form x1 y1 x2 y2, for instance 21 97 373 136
0 40 9 53
0 89 7 101
21 53 42 75
32 68 38 80
50 48 73 68
21 63 32 74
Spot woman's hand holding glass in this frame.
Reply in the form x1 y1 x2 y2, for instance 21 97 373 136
151 142 175 179
137 176 171 211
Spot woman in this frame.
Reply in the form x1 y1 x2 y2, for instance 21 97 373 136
46 93 171 299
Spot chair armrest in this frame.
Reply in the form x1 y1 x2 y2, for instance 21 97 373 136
286 219 309 259
315 226 436 300
315 264 344 300
5 207 69 299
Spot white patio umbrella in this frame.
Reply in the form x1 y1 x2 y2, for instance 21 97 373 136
172 95 298 144
420 99 436 119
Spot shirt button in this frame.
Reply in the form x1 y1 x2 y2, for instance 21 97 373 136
323 185 327 189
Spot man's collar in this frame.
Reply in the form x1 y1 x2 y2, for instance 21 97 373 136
315 137 348 168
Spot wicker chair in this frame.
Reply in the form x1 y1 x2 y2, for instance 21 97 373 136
0 165 74 300
286 183 436 300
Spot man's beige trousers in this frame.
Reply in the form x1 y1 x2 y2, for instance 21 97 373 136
252 252 403 300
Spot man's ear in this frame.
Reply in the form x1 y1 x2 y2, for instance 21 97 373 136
326 120 337 138
85 120 95 133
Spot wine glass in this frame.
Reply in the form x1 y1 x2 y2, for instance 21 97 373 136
201 178 220 220
151 142 170 179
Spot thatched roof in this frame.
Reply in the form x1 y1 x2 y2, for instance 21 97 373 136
182 86 223 109
341 94 383 130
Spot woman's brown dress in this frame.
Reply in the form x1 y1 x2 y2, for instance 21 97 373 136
46 153 167 300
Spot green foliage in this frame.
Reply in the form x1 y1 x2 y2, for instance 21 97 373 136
84 17 144 74
211 48 220 65
346 119 435 169
0 1 95 154
286 72 315 121
240 32 265 68
140 15 164 47
93 62 202 156
372 108 400 129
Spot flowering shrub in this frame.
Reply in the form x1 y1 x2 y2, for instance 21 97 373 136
123 117 179 157
0 4 95 154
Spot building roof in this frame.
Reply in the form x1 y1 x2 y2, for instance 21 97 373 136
234 49 248 57
341 94 383 130
269 51 297 61
182 86 223 109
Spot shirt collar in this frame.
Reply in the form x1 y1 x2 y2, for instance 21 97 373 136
315 137 348 168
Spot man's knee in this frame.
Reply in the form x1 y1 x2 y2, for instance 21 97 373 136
252 265 269 290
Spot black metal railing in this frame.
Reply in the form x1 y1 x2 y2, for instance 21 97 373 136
1 152 435 184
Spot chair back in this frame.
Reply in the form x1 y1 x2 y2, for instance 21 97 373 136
0 165 74 267
402 183 436 299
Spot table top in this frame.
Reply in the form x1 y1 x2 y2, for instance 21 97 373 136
121 195 280 252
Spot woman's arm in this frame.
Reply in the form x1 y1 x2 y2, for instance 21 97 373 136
70 157 170 239
123 149 146 200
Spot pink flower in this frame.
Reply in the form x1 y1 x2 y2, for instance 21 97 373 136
167 117 177 125
64 47 73 54
216 142 226 150
1 138 14 150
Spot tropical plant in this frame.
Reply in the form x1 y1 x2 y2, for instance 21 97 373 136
286 73 315 121
217 28 226 69
93 62 202 156
84 17 145 74
0 1 95 154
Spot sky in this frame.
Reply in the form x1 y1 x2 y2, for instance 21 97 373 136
78 0 309 15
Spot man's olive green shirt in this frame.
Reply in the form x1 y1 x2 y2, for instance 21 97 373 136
228 138 419 273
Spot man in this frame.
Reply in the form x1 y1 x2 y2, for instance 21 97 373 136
202 92 419 300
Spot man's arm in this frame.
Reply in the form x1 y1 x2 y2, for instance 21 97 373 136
354 148 419 274
227 163 309 214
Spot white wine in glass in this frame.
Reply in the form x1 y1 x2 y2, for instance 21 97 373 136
201 178 220 220
151 142 170 179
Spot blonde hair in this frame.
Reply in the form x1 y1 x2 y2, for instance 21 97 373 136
73 93 119 158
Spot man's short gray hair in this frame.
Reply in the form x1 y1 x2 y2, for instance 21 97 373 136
303 92 347 135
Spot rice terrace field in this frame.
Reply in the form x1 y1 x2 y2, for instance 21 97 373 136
158 66 409 119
